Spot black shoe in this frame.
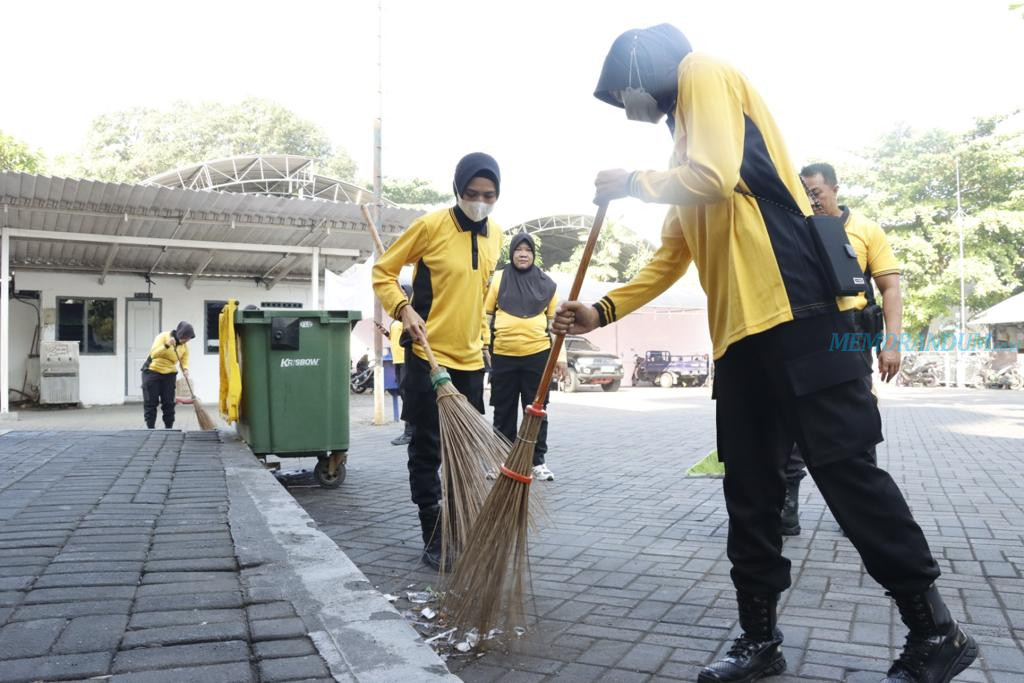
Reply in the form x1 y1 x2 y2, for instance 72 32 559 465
418 505 443 571
883 586 978 682
146 423 155 429
780 477 801 536
391 433 412 446
699 592 786 683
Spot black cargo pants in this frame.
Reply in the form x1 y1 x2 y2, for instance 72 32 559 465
400 352 485 510
714 311 939 595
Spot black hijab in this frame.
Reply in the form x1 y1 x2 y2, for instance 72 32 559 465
452 152 501 236
453 152 501 198
497 233 557 318
171 321 195 342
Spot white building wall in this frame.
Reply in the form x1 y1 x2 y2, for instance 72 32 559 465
11 271 331 406
4 295 39 402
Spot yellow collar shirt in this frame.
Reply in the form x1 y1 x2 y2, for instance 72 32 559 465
372 207 502 370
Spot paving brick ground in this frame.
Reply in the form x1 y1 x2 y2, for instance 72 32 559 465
0 425 453 683
290 384 1024 682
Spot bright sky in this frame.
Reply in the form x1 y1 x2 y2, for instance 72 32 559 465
3 0 1023 243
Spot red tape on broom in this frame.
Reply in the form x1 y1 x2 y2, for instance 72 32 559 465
499 465 533 484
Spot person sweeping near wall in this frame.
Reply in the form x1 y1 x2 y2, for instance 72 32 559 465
372 152 504 570
142 321 195 430
485 232 566 481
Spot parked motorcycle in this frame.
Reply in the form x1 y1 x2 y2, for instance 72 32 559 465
982 362 1023 390
350 364 374 393
896 353 942 387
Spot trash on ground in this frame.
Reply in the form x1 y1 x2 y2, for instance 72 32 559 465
424 627 457 644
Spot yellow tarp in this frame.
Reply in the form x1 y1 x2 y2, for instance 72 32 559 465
218 300 241 423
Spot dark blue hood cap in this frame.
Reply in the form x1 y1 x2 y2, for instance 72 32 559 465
594 23 692 113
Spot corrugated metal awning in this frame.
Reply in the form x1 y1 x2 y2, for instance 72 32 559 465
0 171 422 288
971 291 1024 326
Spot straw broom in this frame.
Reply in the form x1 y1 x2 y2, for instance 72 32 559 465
360 205 510 571
174 346 215 431
444 202 609 635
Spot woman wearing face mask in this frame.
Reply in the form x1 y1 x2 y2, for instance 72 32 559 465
484 233 567 482
372 152 504 570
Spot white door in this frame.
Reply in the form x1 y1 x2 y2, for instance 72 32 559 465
125 299 162 400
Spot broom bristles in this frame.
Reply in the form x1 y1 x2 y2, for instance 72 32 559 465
432 372 511 574
443 412 542 635
192 396 216 431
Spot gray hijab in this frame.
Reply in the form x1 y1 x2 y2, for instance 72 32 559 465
497 233 557 318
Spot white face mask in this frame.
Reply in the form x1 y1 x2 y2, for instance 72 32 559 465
620 87 664 123
458 198 494 222
618 41 665 124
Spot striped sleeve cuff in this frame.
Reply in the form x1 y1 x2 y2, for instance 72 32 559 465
392 300 409 318
627 171 640 198
594 296 618 327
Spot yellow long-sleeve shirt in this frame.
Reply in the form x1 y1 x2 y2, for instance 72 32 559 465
836 208 900 312
595 53 835 360
372 207 502 370
148 331 189 374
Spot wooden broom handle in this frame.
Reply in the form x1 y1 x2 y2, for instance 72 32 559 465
531 202 609 409
360 204 388 256
360 204 442 371
172 344 197 399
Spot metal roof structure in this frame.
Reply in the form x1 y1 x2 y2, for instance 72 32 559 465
971 291 1024 326
508 214 596 266
144 154 399 207
0 170 421 288
508 214 653 269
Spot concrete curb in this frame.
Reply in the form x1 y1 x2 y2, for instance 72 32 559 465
222 434 458 682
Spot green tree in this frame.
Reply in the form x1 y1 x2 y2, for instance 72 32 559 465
549 219 653 282
844 114 1024 336
74 98 356 182
380 177 448 206
0 130 44 173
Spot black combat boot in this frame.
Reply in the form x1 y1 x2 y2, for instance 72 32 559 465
780 477 802 536
417 504 443 571
699 592 786 682
882 585 977 682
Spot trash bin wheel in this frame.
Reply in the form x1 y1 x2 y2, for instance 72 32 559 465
314 457 346 489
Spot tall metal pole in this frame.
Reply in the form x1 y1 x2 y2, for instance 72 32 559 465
1 226 10 415
310 247 320 309
371 0 386 425
956 158 965 388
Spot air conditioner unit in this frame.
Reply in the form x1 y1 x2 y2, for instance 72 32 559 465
39 341 80 404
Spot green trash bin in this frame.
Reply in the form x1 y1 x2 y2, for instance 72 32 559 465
234 308 361 488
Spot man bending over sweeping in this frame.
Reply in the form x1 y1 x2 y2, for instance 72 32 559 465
553 24 976 683
372 153 504 570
